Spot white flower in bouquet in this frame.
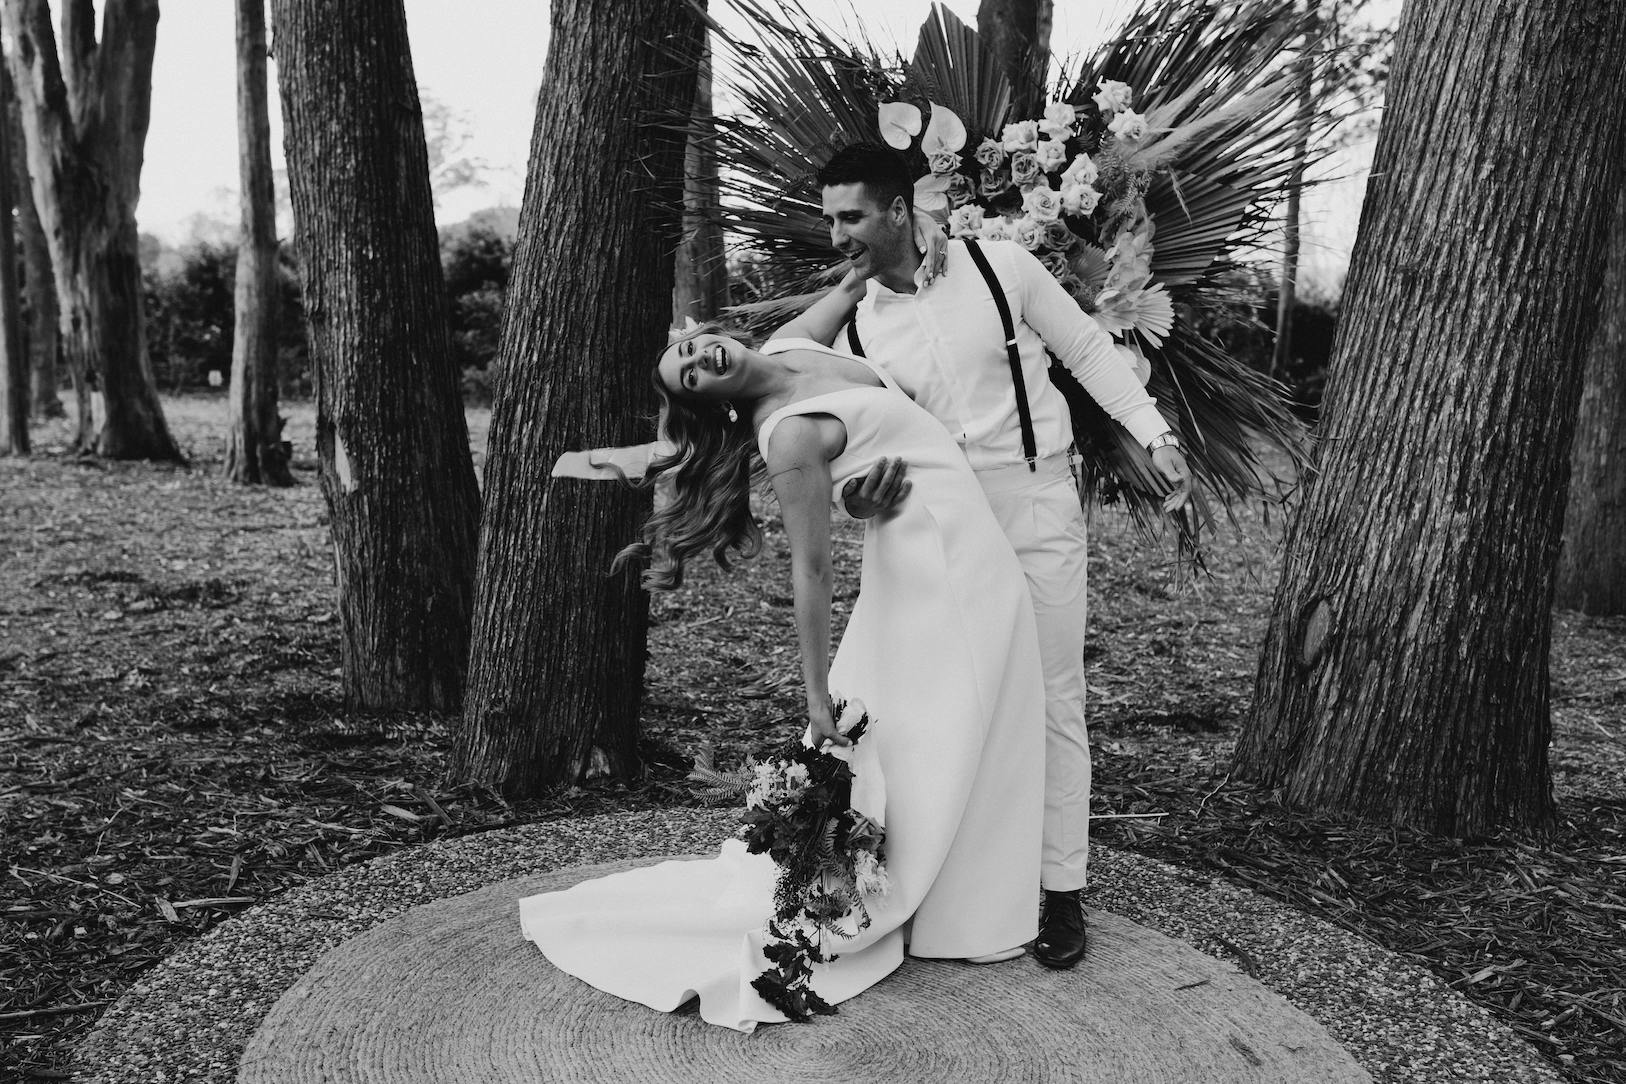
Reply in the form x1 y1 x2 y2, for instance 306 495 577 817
1039 101 1077 141
973 137 1006 171
1034 137 1068 173
1012 217 1045 251
928 150 962 175
1093 279 1175 347
1000 119 1039 152
853 849 891 898
1093 79 1134 116
1061 182 1102 216
948 204 985 238
1109 219 1156 284
1061 154 1099 187
1108 108 1149 143
1022 184 1064 223
783 761 810 788
1009 151 1043 188
978 217 1014 243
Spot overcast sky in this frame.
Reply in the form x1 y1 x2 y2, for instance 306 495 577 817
140 0 1376 289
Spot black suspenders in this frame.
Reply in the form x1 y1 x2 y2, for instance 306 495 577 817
843 240 1040 472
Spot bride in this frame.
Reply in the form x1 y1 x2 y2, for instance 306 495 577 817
519 272 1048 1031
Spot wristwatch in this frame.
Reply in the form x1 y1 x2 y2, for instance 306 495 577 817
1147 432 1181 453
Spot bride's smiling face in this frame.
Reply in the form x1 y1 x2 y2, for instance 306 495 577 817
658 332 750 401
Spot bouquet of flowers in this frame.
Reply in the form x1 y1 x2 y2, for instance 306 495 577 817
701 0 1337 535
693 697 889 1021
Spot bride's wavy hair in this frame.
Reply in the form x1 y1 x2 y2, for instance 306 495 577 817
615 323 766 590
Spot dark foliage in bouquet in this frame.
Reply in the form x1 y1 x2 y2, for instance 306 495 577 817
692 0 1344 537
690 698 888 1020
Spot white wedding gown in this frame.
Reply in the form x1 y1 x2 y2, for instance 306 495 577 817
520 339 1046 1031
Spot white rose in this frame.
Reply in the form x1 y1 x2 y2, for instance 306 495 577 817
1022 185 1063 222
1093 79 1134 115
1109 108 1149 143
1000 119 1039 152
1061 182 1102 216
1038 101 1077 141
1012 217 1044 251
1062 154 1099 187
948 204 985 238
1034 138 1067 173
978 217 1013 243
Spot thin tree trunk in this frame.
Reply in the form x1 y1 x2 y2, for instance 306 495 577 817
272 0 481 710
0 65 24 456
224 0 290 486
2 0 178 460
977 0 1053 118
452 0 704 794
14 144 59 421
1555 184 1626 615
1270 2 1317 379
1235 0 1626 836
672 36 727 324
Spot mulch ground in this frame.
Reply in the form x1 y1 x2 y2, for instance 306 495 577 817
3 394 1623 1083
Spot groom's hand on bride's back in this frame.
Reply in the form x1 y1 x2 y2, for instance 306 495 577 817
842 457 911 520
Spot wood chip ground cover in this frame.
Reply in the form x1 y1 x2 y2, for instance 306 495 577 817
1 396 1622 1082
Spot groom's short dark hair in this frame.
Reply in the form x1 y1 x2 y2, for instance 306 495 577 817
816 143 914 215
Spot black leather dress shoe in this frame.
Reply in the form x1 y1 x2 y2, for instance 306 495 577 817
1034 889 1087 969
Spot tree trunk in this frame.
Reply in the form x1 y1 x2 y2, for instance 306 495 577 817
1270 2 1317 379
224 0 290 486
976 0 1052 118
672 36 728 324
1 0 180 460
1555 184 1626 615
1235 0 1626 837
0 64 24 456
451 0 704 794
2 66 55 422
272 0 481 710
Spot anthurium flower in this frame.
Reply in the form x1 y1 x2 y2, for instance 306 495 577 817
913 172 954 213
878 101 923 149
920 103 967 155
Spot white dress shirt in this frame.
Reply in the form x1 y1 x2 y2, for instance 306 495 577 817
850 240 1168 470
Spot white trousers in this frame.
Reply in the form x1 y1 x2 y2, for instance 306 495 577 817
976 452 1091 892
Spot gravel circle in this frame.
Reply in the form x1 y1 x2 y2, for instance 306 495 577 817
75 810 1560 1084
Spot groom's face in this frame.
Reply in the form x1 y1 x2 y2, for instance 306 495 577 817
820 183 911 280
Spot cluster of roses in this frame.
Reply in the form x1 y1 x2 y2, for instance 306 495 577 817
888 80 1171 349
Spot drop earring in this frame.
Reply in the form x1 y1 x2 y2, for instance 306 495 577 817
725 402 739 424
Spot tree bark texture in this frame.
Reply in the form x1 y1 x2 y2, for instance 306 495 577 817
672 36 728 324
976 0 1052 118
452 0 705 794
1235 0 1626 836
3 72 56 421
272 0 481 711
1 0 180 459
0 65 24 455
1556 183 1626 615
224 0 290 486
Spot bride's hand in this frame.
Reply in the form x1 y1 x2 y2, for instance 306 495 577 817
809 703 850 748
912 209 950 285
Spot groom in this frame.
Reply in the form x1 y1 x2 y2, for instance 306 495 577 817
816 143 1190 970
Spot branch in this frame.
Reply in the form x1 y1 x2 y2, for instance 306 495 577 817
60 0 93 100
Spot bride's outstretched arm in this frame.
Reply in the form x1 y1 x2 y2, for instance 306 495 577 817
763 415 849 748
768 268 866 347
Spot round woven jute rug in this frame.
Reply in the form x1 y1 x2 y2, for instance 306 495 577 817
238 857 1370 1084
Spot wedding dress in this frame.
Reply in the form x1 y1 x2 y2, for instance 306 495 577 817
520 339 1046 1031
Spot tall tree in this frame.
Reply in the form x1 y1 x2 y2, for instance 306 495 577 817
0 66 24 456
2 71 57 421
1236 0 1626 837
223 0 290 486
451 0 705 793
272 0 481 710
976 0 1051 118
2 0 180 459
1556 186 1626 615
672 36 728 323
1269 0 1317 379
